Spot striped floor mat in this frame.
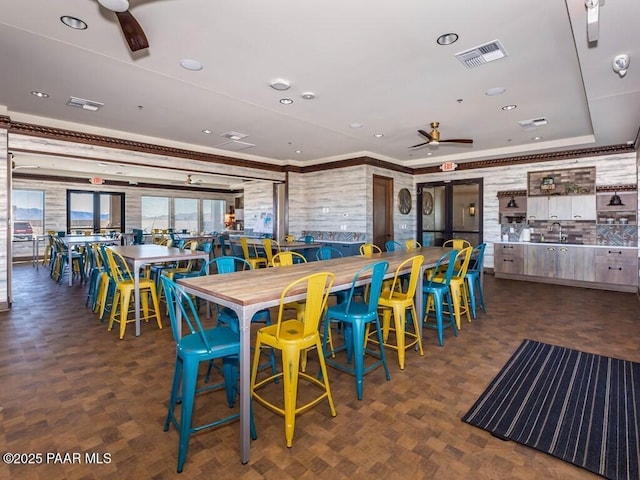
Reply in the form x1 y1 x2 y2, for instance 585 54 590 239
463 339 640 480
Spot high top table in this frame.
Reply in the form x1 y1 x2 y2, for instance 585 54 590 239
177 246 451 464
61 235 117 286
108 244 210 336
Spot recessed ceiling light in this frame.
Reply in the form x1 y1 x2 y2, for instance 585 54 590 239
61 16 87 30
501 104 517 111
427 152 433 156
279 98 293 105
373 133 384 138
485 87 506 96
31 91 49 98
270 78 290 91
295 150 302 154
202 129 213 134
98 162 109 167
179 59 203 71
301 92 315 100
437 33 459 46
532 136 543 141
349 123 363 129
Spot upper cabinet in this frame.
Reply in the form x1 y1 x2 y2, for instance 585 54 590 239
528 194 596 220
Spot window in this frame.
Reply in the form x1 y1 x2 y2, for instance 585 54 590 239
67 191 125 234
141 196 169 232
141 196 226 233
12 189 44 240
203 199 226 233
174 198 199 234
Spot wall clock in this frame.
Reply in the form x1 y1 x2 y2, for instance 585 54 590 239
398 188 412 214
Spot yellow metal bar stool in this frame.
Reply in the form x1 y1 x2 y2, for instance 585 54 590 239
251 271 337 447
371 254 425 369
105 248 162 339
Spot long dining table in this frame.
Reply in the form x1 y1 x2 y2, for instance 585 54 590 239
176 245 451 464
108 244 210 336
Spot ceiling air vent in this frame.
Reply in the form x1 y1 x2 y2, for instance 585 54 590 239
518 117 549 129
455 40 508 69
215 140 256 152
66 96 104 112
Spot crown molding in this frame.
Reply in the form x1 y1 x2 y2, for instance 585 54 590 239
6 118 636 177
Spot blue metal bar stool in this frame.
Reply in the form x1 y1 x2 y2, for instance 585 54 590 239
160 276 257 473
423 250 458 346
323 260 390 400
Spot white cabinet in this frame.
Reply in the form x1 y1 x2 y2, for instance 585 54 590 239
548 197 571 220
527 197 548 220
527 195 596 220
570 195 596 220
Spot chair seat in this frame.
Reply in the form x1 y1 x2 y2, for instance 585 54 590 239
258 320 317 346
178 327 240 357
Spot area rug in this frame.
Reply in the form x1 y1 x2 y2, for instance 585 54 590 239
462 339 640 480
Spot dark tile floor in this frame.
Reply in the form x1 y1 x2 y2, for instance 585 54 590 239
1 262 639 479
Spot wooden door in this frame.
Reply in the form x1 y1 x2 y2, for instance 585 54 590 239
373 175 393 249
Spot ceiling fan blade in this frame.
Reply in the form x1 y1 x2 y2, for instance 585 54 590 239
115 10 149 52
418 129 434 141
409 141 429 148
440 139 474 144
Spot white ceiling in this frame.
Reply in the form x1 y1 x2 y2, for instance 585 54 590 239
2 0 639 187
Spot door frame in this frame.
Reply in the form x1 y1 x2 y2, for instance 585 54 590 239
417 178 483 245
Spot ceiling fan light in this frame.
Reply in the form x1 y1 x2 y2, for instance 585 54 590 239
97 0 129 12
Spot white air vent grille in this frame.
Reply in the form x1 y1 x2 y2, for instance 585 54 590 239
455 40 508 69
215 140 256 152
66 96 104 112
518 117 549 129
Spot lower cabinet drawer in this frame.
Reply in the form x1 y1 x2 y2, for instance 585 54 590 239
595 254 638 285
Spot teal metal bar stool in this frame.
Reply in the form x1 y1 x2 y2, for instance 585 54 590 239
465 243 487 319
160 276 256 473
423 250 458 346
323 260 390 400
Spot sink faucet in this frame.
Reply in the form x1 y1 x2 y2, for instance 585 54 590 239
550 222 562 242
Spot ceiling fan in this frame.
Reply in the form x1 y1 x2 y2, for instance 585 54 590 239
97 0 149 52
409 122 473 148
176 174 203 186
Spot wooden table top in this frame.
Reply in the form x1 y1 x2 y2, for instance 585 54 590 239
178 246 451 307
62 235 115 244
109 244 207 262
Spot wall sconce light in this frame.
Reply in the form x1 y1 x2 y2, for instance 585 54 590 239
468 203 476 216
